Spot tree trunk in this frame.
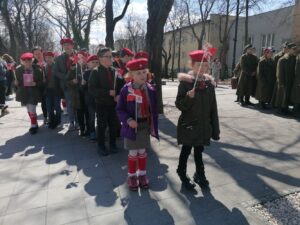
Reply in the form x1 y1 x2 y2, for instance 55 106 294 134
177 28 182 71
146 0 174 114
171 31 176 81
232 0 240 71
245 0 249 44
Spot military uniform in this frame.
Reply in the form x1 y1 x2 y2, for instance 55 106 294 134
255 56 276 106
236 52 259 105
290 55 300 114
271 54 297 110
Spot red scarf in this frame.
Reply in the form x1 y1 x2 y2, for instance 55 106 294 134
135 88 149 118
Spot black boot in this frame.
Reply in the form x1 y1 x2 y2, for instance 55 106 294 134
193 168 209 189
234 95 240 102
177 169 196 190
245 96 255 106
177 146 195 190
240 96 246 106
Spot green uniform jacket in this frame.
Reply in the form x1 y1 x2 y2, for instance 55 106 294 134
175 73 220 146
274 51 285 67
237 53 259 97
290 55 300 104
44 63 63 97
255 56 276 103
271 54 296 108
88 65 117 106
66 64 85 109
15 65 43 105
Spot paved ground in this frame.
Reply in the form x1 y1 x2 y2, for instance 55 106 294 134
0 83 300 225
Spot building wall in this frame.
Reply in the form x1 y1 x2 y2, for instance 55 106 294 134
292 0 300 43
227 6 294 71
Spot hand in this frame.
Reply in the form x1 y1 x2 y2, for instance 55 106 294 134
187 88 195 98
114 95 120 102
128 120 138 129
72 79 78 84
109 90 116 97
14 80 19 86
31 81 36 87
81 80 87 86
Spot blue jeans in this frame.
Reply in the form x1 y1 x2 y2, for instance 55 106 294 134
46 89 61 124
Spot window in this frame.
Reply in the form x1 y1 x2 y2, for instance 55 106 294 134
261 33 275 55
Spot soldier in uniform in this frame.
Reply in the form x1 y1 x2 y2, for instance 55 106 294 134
290 47 300 116
255 47 276 109
88 47 123 156
236 44 259 106
271 43 298 115
54 38 77 131
274 42 289 67
15 53 43 134
175 50 220 190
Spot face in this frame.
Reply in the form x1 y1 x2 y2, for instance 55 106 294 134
289 48 297 55
121 55 133 63
22 59 33 69
45 56 54 64
77 54 87 65
265 52 272 59
131 69 148 85
63 43 74 54
192 61 209 75
87 60 99 70
33 49 43 60
99 50 113 68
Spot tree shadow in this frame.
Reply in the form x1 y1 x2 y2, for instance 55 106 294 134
179 188 251 225
206 142 300 224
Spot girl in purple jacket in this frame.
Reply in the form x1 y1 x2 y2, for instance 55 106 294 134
116 58 159 191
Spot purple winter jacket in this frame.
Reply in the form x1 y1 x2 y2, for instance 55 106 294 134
116 82 159 141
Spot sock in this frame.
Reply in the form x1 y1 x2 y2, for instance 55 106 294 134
28 112 38 127
138 152 147 176
128 155 137 177
62 99 67 108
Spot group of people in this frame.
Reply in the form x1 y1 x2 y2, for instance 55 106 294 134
234 42 300 116
1 38 220 192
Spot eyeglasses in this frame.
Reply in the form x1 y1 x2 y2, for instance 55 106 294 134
101 56 113 59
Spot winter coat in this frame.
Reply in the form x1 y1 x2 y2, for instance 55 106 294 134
237 53 259 97
271 54 296 108
255 56 276 103
15 65 43 105
290 55 300 104
175 72 220 146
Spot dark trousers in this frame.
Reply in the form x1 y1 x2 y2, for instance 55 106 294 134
178 145 204 174
96 103 117 146
41 95 47 119
0 81 6 105
77 90 90 133
84 92 96 134
46 89 61 125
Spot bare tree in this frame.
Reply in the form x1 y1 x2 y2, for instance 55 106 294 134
125 12 146 52
184 0 217 49
162 38 172 79
43 0 105 49
105 0 130 49
146 0 174 113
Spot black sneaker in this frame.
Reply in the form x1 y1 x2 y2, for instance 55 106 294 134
193 172 209 189
29 126 38 135
98 145 109 156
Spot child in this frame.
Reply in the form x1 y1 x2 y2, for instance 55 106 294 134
175 50 220 190
81 55 99 141
15 53 43 134
116 58 159 191
44 51 62 129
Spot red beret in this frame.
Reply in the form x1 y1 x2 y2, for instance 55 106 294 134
77 50 89 58
121 48 134 57
44 51 55 57
126 58 148 71
135 51 149 60
60 38 74 45
189 50 208 62
20 53 34 61
87 55 98 63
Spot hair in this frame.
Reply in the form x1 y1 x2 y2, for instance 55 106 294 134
2 54 14 63
97 47 111 57
120 49 130 58
32 46 42 52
